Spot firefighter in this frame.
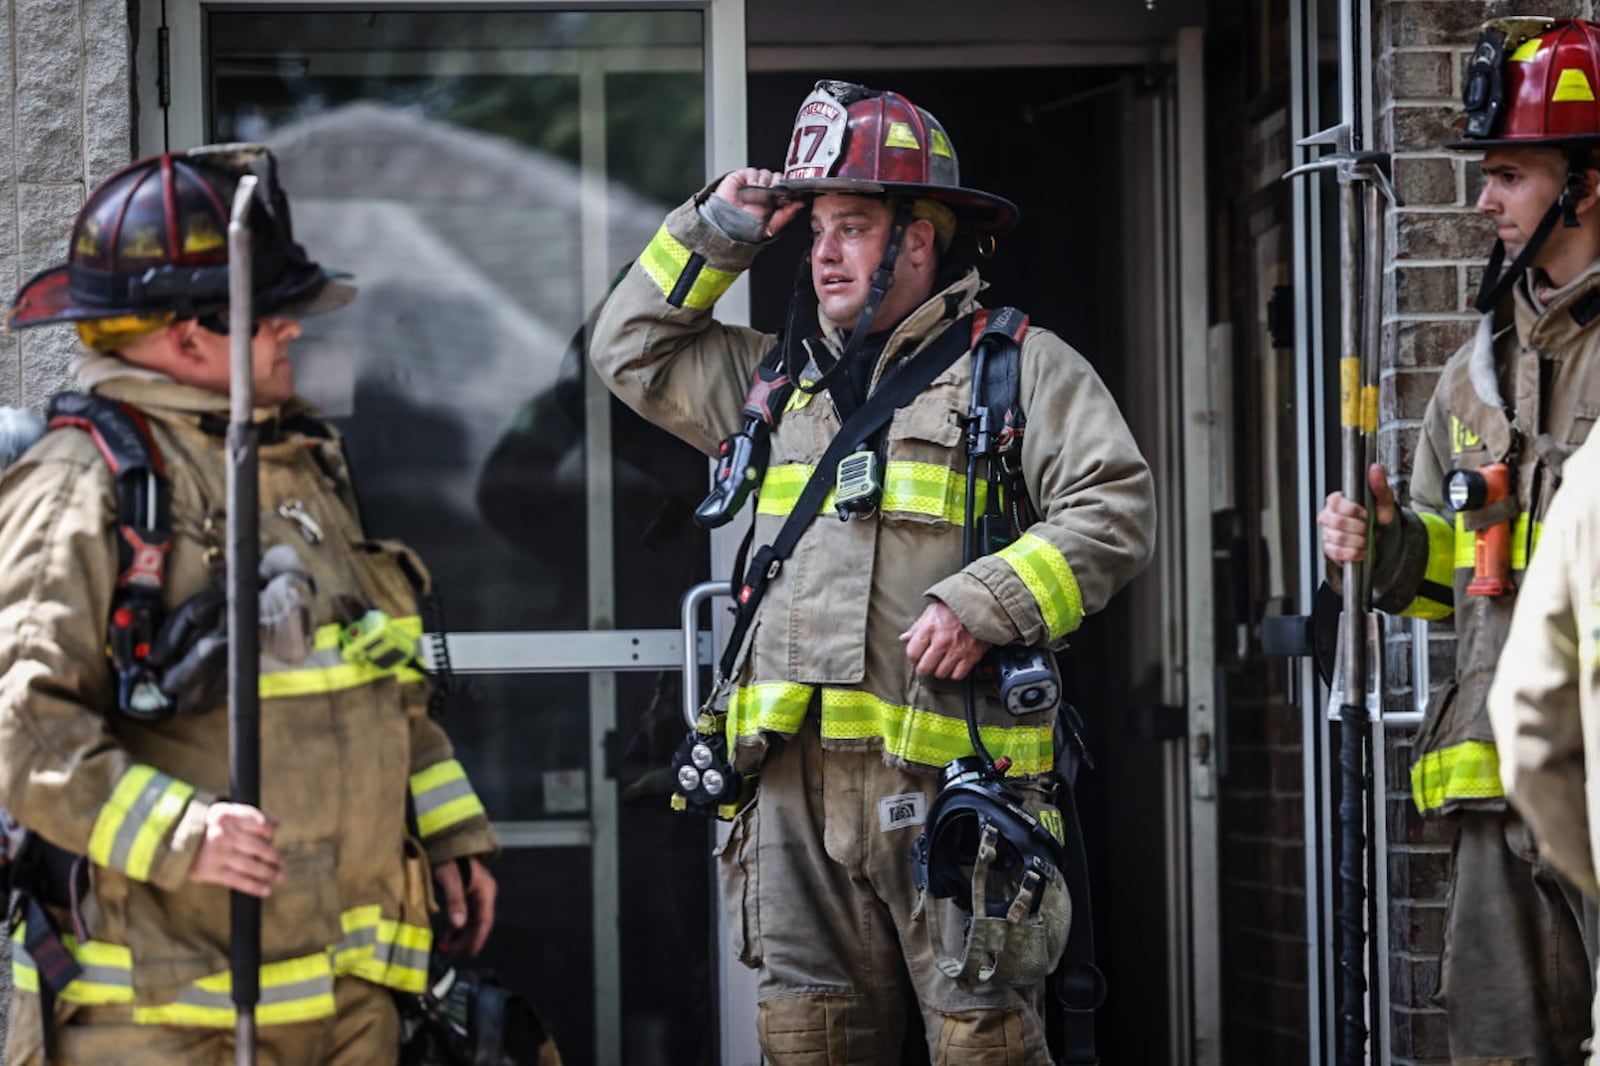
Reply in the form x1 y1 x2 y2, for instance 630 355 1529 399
589 81 1154 1063
0 147 499 1063
1317 18 1600 1062
1488 426 1600 1053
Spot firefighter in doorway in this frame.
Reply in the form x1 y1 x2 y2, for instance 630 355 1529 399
589 80 1154 1063
1317 18 1600 1062
0 146 499 1064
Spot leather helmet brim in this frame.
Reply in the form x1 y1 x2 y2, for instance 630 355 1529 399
269 275 358 319
774 178 1020 235
8 267 85 329
7 265 357 331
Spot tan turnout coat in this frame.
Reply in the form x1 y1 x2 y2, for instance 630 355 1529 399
0 368 496 1023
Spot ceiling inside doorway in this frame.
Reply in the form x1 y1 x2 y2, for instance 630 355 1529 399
746 0 1205 70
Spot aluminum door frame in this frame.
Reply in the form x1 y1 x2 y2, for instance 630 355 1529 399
139 4 750 1062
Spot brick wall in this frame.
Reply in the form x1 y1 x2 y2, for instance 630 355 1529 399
1 0 135 413
1376 1 1600 1062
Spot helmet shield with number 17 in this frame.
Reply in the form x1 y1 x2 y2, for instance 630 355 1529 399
772 80 1019 235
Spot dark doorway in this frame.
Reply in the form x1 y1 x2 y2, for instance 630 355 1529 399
744 67 1173 1065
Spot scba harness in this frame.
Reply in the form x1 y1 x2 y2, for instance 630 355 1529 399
0 394 446 1055
671 308 1038 817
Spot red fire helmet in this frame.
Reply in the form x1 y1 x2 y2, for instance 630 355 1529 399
1450 17 1600 148
8 145 352 330
772 80 1019 234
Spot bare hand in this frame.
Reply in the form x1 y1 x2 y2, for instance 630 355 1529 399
188 803 282 898
713 167 806 238
900 601 990 680
433 855 497 957
1317 463 1397 564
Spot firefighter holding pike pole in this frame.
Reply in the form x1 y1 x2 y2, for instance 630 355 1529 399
0 145 498 1064
1316 18 1600 1063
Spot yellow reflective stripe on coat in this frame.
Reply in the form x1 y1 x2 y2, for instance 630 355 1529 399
727 681 816 739
724 682 1053 775
995 533 1083 640
410 759 488 839
13 902 432 1024
333 904 432 994
87 765 195 881
1410 739 1503 812
134 953 337 1027
639 225 737 311
1400 512 1456 620
1451 513 1538 573
757 462 988 521
1511 513 1537 571
259 617 426 699
10 923 135 1004
820 688 1053 775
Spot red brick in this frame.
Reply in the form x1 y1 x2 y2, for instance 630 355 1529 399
1393 155 1461 206
1393 264 1459 314
1393 208 1496 261
1390 105 1466 153
1390 898 1448 956
1388 3 1498 48
1389 49 1456 99
1389 318 1474 369
1380 366 1442 422
1389 1003 1451 1061
1387 845 1453 897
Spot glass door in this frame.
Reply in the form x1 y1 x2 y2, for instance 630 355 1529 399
146 4 748 1063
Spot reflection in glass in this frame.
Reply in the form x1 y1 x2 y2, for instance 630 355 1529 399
209 12 716 1065
210 8 708 633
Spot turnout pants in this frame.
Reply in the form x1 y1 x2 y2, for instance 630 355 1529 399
4 975 400 1066
1437 807 1597 1065
718 716 1052 1066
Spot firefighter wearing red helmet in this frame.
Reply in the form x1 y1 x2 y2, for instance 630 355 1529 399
1319 18 1600 1063
0 147 501 1064
591 80 1154 1062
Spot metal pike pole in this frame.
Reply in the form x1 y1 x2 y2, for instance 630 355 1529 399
1284 124 1400 1066
226 174 262 1066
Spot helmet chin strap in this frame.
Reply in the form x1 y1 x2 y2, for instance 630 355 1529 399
1474 167 1584 313
786 197 916 394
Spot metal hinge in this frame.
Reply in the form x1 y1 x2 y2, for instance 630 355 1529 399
157 26 171 108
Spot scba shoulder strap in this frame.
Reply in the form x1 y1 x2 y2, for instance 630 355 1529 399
967 307 1035 540
46 392 175 719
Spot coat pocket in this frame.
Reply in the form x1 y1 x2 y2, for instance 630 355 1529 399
714 801 761 969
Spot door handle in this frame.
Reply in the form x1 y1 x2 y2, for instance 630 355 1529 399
680 581 732 729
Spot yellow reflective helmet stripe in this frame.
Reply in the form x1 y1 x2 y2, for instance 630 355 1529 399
409 759 487 839
639 224 738 311
1410 739 1503 812
87 765 195 881
724 683 1054 776
995 533 1083 640
757 462 988 521
1554 67 1597 102
259 618 426 699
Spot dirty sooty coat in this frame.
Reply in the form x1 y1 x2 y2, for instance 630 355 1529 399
591 192 1156 778
0 369 496 1026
